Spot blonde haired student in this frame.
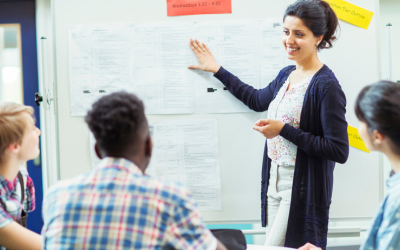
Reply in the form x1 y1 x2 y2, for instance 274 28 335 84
0 102 42 250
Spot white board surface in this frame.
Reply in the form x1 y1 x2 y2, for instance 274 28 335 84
52 0 381 223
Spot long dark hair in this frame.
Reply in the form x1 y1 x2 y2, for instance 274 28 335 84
284 0 339 50
355 81 400 154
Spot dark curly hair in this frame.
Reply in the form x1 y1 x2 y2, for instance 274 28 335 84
355 81 400 154
284 0 340 50
85 91 147 156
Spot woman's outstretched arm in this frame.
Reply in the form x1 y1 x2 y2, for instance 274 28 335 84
188 39 286 112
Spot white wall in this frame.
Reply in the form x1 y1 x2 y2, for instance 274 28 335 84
380 0 400 82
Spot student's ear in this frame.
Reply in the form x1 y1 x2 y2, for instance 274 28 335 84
7 143 20 154
94 143 103 159
372 129 385 146
145 136 152 158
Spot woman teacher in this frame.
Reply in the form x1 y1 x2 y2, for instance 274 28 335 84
188 0 349 249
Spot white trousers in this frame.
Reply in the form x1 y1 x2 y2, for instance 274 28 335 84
264 161 294 246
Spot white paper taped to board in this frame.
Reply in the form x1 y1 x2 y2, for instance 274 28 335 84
69 19 290 115
147 119 221 211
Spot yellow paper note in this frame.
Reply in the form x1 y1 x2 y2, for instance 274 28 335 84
348 125 370 153
324 0 374 30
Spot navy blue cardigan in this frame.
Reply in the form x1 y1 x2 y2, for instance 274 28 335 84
214 65 349 249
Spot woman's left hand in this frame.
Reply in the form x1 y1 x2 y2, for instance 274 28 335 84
253 119 285 139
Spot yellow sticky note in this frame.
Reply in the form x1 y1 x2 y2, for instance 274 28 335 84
324 0 374 30
348 125 370 153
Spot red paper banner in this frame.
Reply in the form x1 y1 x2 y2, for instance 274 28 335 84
167 0 232 16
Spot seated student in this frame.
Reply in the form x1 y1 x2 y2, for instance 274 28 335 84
41 92 226 250
299 80 400 250
0 102 42 250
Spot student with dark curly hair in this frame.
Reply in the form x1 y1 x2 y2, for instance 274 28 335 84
188 0 349 248
41 92 226 250
300 81 400 249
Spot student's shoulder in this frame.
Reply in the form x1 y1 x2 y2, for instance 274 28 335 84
18 165 31 178
18 166 34 190
144 176 192 204
376 193 400 248
44 172 92 199
389 188 400 216
392 201 400 220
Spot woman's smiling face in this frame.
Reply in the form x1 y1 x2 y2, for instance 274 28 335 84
282 15 323 63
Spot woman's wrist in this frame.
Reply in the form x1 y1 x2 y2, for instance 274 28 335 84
210 64 221 74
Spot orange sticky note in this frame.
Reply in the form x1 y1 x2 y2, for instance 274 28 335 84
167 0 232 16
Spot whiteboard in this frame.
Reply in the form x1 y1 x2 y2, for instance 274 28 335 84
52 0 381 223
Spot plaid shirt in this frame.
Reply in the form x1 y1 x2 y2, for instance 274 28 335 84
42 157 217 250
0 166 35 227
0 166 35 250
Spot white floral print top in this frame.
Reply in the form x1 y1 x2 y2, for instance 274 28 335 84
267 75 314 166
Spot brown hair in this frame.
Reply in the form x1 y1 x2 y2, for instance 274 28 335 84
355 81 400 154
0 102 34 163
284 0 340 50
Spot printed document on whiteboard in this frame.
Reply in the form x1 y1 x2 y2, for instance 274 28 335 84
69 23 133 116
192 20 261 113
146 119 222 211
69 19 290 115
132 22 195 114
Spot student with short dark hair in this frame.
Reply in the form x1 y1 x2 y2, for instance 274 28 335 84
299 81 400 250
0 102 42 250
41 92 227 250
